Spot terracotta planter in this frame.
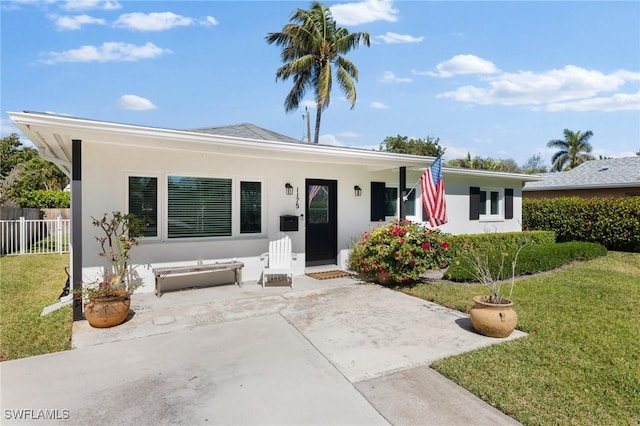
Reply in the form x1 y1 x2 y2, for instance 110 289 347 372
469 295 517 338
84 296 131 328
376 272 395 286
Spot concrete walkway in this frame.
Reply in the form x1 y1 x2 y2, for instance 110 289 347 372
1 274 525 425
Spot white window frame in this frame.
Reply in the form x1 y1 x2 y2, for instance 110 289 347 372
126 173 266 241
479 187 504 222
384 186 398 219
125 173 162 242
161 173 266 241
233 178 266 237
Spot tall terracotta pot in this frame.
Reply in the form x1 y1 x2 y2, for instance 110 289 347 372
84 296 131 328
469 295 517 338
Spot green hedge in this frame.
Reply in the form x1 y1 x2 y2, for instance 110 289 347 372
447 241 607 282
448 230 556 256
19 190 70 208
523 197 640 252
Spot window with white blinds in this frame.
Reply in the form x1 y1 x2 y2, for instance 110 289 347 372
167 176 232 238
128 176 158 237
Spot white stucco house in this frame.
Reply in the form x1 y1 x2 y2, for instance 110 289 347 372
9 111 541 308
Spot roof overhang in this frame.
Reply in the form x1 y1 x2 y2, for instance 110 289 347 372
524 182 640 191
8 111 543 183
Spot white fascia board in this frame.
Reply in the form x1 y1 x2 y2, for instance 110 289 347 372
8 111 432 168
442 167 544 182
8 111 545 182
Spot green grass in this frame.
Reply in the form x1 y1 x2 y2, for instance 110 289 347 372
0 254 72 361
403 251 640 425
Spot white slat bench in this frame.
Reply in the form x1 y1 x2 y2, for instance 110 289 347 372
153 261 244 297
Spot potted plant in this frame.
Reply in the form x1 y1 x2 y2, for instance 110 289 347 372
348 220 453 285
92 211 142 294
458 237 527 338
76 211 142 328
79 276 131 328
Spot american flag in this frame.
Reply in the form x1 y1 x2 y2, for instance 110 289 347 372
420 155 448 227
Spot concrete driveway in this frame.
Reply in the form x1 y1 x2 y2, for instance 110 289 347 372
1 276 525 425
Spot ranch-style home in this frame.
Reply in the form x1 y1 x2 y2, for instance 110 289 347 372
9 110 541 297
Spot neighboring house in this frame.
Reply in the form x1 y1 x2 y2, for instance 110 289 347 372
523 157 640 199
9 111 541 296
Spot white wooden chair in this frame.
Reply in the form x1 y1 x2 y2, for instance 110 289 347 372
260 236 296 288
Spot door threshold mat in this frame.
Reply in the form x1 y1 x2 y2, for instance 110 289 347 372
306 270 355 280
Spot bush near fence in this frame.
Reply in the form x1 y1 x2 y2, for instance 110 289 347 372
19 190 70 209
523 197 640 252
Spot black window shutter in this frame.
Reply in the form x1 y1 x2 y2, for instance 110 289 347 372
371 182 386 221
470 187 480 220
505 188 514 219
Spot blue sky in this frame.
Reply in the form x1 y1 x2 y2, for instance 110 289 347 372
2 0 639 167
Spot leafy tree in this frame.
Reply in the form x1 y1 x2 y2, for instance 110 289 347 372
379 135 445 157
447 153 521 172
521 154 548 174
266 2 370 144
0 134 69 207
12 156 68 192
492 158 520 173
447 153 484 169
1 133 37 178
547 129 595 171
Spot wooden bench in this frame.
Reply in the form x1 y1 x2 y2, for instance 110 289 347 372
153 261 244 297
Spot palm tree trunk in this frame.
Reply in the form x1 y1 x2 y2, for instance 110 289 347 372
314 106 322 144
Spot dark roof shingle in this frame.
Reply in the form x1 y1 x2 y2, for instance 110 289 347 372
187 123 302 144
524 156 640 191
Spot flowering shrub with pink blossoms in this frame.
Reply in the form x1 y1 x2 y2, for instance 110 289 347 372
348 220 453 285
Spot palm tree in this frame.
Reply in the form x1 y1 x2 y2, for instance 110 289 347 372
547 129 595 171
266 2 370 144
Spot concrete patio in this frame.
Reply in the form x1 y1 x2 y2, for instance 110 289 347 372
1 270 526 425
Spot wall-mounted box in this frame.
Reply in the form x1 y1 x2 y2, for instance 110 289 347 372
280 215 298 232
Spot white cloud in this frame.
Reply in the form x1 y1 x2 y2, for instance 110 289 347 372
339 131 360 138
300 99 316 109
592 148 639 159
118 94 157 111
39 42 172 64
442 145 476 162
380 71 411 83
1 118 19 137
51 14 106 30
330 0 398 26
546 91 640 112
319 134 346 146
374 32 423 44
202 16 219 26
439 66 639 110
370 101 389 109
60 0 121 12
114 12 194 31
427 54 499 78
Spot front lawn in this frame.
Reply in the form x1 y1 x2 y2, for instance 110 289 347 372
0 254 72 361
404 251 640 425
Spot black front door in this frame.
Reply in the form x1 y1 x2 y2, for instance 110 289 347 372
305 179 337 265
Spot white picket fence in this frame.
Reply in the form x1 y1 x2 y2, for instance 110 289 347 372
0 216 70 255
